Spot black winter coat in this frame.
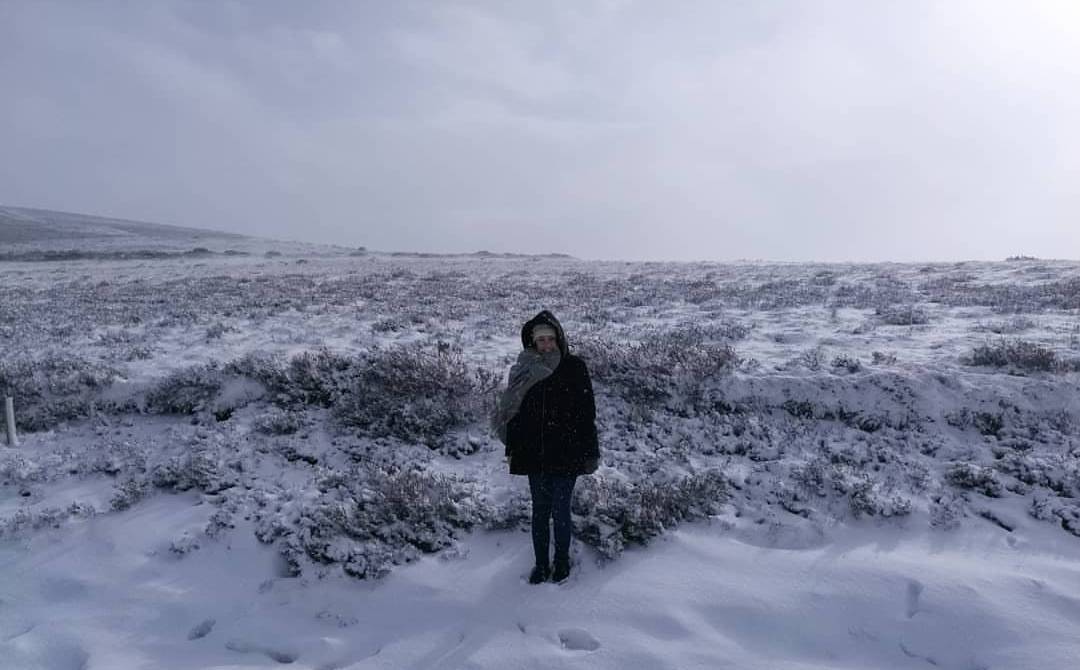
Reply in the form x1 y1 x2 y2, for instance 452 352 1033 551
505 311 599 476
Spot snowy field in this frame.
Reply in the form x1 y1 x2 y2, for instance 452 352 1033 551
1 223 1080 669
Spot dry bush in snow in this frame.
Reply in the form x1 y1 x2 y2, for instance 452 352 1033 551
572 469 728 559
0 353 118 430
968 339 1063 372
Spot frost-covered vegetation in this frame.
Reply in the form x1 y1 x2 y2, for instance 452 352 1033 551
2 251 1079 579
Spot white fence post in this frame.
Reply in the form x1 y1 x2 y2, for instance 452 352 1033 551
4 396 16 447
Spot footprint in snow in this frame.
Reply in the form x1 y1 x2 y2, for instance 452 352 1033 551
187 618 215 640
906 580 924 619
39 577 89 602
2 633 89 670
225 639 298 664
558 628 600 652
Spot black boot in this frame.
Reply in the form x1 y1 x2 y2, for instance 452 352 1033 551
528 564 550 584
551 557 570 583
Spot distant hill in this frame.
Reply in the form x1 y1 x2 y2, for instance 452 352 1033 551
0 205 575 260
0 205 246 251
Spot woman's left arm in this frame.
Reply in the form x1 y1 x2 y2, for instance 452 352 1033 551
577 360 600 460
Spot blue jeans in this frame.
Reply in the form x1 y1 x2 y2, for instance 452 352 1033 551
528 473 577 567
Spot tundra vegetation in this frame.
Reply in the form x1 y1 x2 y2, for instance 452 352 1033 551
2 252 1079 578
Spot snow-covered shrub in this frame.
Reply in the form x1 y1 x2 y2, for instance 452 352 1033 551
789 458 830 497
738 278 828 310
333 343 499 447
96 327 142 349
929 492 965 529
946 408 1005 436
150 447 237 494
0 353 118 431
436 433 487 459
256 465 485 579
941 406 1006 436
712 321 752 341
799 348 826 371
876 304 929 326
110 478 151 511
484 489 532 530
145 363 224 414
945 463 1004 498
669 384 743 421
790 452 912 519
831 355 862 374
224 351 289 395
995 452 1079 498
205 321 237 340
0 450 46 485
1039 408 1075 435
225 345 496 447
277 443 319 465
122 344 154 361
156 309 201 328
781 401 894 434
572 469 728 559
847 478 912 518
1052 504 1080 537
1029 496 1057 524
1031 497 1080 537
276 349 355 407
0 502 96 538
671 321 750 342
170 532 200 556
664 331 743 378
871 351 898 366
204 508 236 538
973 412 1004 436
782 399 817 420
968 339 1059 372
370 316 407 333
145 360 265 418
975 317 1035 335
832 275 916 310
576 328 739 409
252 408 306 435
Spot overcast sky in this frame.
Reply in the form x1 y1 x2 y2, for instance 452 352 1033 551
2 1 1078 261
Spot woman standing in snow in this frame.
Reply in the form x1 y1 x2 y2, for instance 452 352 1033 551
493 310 600 584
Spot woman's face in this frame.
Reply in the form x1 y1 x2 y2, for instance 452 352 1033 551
534 334 558 353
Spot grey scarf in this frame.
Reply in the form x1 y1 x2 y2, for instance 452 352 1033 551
491 348 562 445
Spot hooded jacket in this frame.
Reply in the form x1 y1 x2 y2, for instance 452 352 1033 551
505 311 600 475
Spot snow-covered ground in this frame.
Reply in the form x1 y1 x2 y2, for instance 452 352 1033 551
4 492 1078 669
1 229 1079 668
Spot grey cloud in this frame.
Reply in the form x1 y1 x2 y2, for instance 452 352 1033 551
2 1 1078 260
